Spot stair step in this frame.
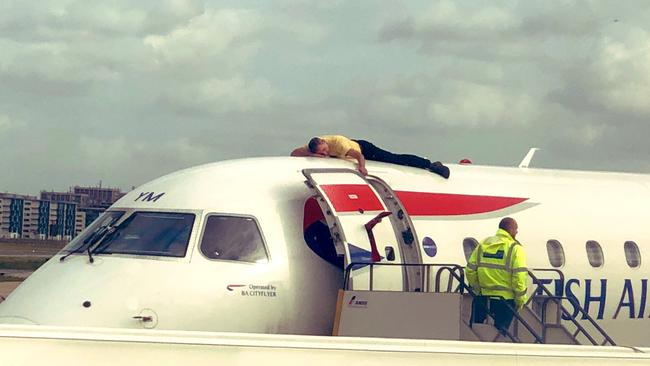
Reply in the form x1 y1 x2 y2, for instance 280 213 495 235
545 327 579 345
468 324 510 343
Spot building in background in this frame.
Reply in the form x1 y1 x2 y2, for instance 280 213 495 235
39 191 88 207
0 193 83 240
70 186 124 208
0 185 126 240
41 185 126 227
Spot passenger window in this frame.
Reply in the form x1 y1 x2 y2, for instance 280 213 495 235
200 215 268 263
422 237 437 257
624 241 641 268
463 238 479 261
546 240 565 268
586 241 604 268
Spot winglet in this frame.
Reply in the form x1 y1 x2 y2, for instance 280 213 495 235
519 148 540 168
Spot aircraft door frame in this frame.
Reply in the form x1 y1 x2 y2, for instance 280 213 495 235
366 177 423 291
302 169 417 291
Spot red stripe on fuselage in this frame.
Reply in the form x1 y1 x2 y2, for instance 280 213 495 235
317 184 528 216
396 191 528 216
320 184 385 213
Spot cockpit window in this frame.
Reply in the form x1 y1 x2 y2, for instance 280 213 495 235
92 212 195 257
62 210 126 253
200 215 268 263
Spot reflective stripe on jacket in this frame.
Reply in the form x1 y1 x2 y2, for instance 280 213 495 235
465 229 528 303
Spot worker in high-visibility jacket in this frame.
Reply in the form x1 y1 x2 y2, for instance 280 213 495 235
466 217 528 333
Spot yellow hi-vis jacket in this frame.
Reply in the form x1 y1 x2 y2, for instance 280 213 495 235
466 229 528 309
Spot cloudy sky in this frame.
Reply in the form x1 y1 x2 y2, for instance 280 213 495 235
1 0 649 196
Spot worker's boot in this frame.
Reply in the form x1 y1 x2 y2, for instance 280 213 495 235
429 161 450 179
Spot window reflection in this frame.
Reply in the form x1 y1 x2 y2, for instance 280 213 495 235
200 215 268 263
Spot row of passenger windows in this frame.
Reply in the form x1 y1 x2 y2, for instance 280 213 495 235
462 238 642 269
76 210 645 269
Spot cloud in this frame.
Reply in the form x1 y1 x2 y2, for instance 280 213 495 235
2 1 650 196
544 26 650 155
79 135 210 164
335 70 539 131
0 114 25 136
378 1 611 45
590 32 650 115
77 135 212 188
376 1 612 63
0 40 122 89
0 0 204 41
378 2 520 44
144 8 261 72
0 0 207 95
0 114 11 132
427 82 538 127
372 1 650 161
158 76 276 116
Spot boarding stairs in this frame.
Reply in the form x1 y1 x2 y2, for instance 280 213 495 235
335 263 616 346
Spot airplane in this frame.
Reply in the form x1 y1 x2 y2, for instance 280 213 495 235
0 155 649 360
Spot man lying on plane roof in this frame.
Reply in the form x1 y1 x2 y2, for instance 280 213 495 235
291 135 450 179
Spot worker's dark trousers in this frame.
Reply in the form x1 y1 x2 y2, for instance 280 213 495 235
471 297 516 333
353 140 431 169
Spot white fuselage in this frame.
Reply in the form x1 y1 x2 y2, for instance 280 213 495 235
0 157 648 346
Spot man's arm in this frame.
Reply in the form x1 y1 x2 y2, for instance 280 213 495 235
346 149 367 175
511 245 528 310
291 146 323 157
465 248 480 295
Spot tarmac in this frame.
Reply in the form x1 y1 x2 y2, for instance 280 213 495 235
0 240 65 302
0 241 64 257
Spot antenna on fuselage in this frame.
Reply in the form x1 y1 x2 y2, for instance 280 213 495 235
519 148 540 168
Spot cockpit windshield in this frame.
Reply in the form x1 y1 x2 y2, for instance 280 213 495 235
91 212 195 257
61 211 195 258
62 210 126 254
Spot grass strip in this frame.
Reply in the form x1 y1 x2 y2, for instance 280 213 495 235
0 258 49 271
0 275 24 282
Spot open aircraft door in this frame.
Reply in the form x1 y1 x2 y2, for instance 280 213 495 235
303 169 421 291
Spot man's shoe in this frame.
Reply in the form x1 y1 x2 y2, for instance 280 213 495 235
429 161 450 179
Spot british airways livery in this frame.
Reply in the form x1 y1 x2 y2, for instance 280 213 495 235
0 156 649 365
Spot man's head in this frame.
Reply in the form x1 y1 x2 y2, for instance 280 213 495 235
308 137 329 156
498 217 518 238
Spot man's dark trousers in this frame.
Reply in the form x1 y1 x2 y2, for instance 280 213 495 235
353 140 431 169
471 297 516 334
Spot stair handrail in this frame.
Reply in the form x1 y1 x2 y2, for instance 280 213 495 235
343 262 466 291
473 295 544 344
537 295 597 345
434 265 465 293
527 270 616 346
529 268 565 294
